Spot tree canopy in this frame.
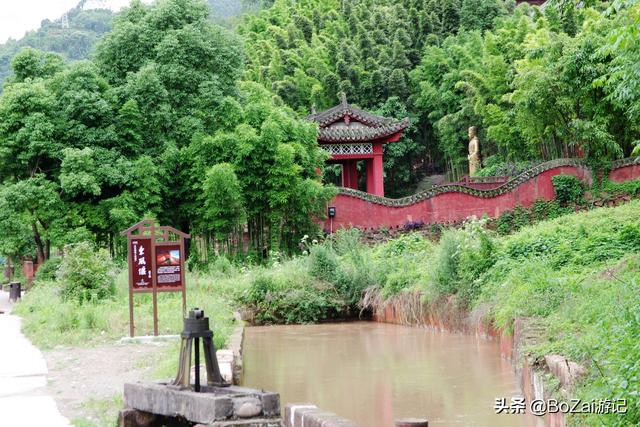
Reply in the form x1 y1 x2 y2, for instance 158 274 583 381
1 0 639 262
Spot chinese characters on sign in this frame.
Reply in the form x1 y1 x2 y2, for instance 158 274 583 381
131 239 152 289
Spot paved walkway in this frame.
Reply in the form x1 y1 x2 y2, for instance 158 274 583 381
0 290 71 427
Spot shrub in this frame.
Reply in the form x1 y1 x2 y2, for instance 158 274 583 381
371 234 432 298
619 223 640 250
34 257 62 282
331 227 363 257
457 229 497 304
430 230 462 295
239 263 346 324
209 256 236 277
57 241 117 303
308 244 339 282
552 174 584 205
601 178 640 196
496 210 513 235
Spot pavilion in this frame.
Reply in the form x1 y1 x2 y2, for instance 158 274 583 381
307 95 409 197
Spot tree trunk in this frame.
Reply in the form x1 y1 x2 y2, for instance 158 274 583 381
31 222 47 262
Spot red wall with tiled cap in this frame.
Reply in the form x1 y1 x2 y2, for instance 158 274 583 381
322 160 640 231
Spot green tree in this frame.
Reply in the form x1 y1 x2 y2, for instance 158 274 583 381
198 163 245 253
184 82 335 256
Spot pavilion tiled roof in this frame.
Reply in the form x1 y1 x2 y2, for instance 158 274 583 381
306 94 409 143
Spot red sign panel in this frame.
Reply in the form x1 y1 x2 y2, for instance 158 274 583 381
131 238 153 290
156 244 182 289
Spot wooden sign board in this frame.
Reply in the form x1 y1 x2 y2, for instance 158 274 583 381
121 219 190 337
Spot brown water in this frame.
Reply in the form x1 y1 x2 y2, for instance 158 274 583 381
242 322 531 427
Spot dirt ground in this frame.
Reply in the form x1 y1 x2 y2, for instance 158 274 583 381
44 341 172 425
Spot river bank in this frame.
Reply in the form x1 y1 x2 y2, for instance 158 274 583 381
241 200 640 426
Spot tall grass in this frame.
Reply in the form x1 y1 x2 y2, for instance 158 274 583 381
15 266 243 350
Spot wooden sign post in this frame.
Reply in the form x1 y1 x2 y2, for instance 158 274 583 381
121 219 190 337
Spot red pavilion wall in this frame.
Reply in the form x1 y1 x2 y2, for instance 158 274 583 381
322 161 640 231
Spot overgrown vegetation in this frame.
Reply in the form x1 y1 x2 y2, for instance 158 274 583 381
14 264 240 350
57 242 117 303
232 201 640 425
552 174 584 205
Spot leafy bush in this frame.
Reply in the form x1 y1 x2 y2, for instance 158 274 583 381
209 256 237 277
601 178 640 196
57 241 117 303
370 234 432 298
34 257 62 282
496 209 514 235
552 174 584 205
618 224 640 250
238 260 347 324
430 230 462 295
456 224 497 304
308 244 339 282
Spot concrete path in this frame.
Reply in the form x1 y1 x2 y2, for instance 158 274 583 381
0 290 71 427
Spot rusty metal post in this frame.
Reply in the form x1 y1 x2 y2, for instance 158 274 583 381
395 419 428 427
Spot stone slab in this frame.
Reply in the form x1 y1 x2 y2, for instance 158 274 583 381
211 386 280 417
124 382 281 425
124 382 234 424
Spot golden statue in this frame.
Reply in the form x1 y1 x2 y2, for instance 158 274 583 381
468 126 481 175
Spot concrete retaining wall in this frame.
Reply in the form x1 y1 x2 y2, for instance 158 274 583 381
218 312 244 385
284 404 360 427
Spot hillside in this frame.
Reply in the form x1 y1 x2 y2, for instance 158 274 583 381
0 3 113 88
0 0 260 89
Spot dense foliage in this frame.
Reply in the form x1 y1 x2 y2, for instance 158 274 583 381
57 241 116 303
0 0 332 262
240 0 640 188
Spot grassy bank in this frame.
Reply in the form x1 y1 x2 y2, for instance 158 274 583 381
14 265 244 350
237 200 640 426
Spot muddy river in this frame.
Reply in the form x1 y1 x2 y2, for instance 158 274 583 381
242 321 533 426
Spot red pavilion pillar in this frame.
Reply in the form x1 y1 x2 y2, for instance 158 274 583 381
342 160 359 190
366 143 385 196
